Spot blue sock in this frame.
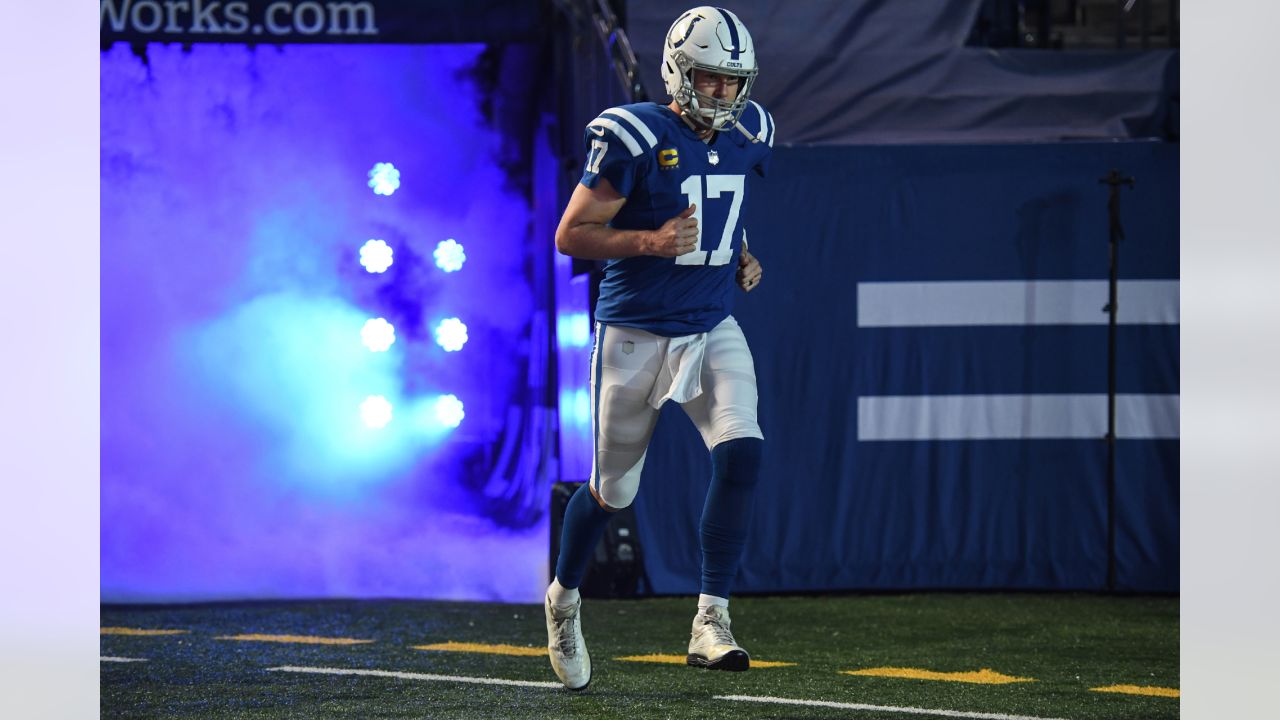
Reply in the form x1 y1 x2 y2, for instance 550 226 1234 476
699 437 763 599
554 483 614 588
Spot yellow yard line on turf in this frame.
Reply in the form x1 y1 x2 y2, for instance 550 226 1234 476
843 667 1035 684
100 627 189 636
216 634 374 645
414 641 546 657
616 653 797 668
1091 684 1180 698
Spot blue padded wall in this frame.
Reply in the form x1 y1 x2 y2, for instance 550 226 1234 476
632 141 1178 594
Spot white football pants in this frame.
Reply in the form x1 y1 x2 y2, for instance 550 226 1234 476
588 315 763 509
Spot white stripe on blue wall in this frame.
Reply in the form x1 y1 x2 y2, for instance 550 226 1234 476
857 280 1179 327
857 394 1179 441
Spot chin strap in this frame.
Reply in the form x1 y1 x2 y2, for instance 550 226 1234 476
733 121 760 143
680 107 759 144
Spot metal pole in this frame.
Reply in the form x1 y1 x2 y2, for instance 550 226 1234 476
1115 0 1125 49
1140 0 1151 49
1037 0 1051 48
1099 169 1134 592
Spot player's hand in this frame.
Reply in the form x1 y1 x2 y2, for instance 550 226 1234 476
648 204 699 257
737 247 762 292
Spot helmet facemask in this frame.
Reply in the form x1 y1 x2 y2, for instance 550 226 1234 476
670 52 757 131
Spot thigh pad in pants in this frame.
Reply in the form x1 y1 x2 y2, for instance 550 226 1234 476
679 316 763 449
590 324 663 509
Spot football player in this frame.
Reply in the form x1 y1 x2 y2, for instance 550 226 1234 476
544 6 775 691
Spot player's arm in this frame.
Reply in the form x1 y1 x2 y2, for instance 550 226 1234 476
554 178 700 260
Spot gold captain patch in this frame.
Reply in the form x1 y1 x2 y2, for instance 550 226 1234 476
658 148 679 168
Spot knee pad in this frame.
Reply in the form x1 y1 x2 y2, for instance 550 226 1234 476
594 451 646 509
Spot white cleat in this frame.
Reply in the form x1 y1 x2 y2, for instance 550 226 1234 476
544 591 591 690
686 604 750 671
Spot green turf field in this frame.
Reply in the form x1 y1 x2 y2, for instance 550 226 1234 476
100 593 1177 719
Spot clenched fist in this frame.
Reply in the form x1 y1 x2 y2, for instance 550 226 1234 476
737 247 762 291
646 204 699 257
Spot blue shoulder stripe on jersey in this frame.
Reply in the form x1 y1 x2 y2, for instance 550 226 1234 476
714 7 742 60
600 107 658 150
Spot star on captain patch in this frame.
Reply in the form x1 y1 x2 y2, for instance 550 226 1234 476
707 150 720 165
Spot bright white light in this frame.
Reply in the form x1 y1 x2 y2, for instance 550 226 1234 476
433 239 466 272
560 388 591 428
360 395 393 429
435 394 465 428
359 239 394 273
434 317 469 352
557 312 591 348
368 162 401 196
360 317 396 352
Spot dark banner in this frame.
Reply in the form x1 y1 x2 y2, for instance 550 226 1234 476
100 0 545 45
625 0 1177 144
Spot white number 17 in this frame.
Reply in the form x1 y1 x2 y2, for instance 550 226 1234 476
675 174 744 266
586 139 608 174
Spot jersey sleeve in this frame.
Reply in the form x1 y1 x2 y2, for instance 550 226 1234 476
579 110 656 197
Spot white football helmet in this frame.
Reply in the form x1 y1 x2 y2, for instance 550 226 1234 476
660 6 758 132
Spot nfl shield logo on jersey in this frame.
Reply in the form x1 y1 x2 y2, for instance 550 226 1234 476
707 150 719 165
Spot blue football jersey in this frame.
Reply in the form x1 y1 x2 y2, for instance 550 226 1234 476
580 101 775 336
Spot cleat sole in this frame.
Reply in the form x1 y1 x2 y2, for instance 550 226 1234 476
566 674 591 692
686 650 750 672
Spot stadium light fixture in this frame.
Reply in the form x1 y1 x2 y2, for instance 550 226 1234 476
433 239 466 272
434 317 468 352
434 394 465 428
359 239 393 273
360 318 396 352
367 162 400 196
360 395 393 429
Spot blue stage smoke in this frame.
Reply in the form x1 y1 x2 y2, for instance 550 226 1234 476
102 42 544 602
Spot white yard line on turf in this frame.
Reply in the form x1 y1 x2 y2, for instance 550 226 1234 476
715 695 1071 720
100 657 148 663
268 665 562 689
